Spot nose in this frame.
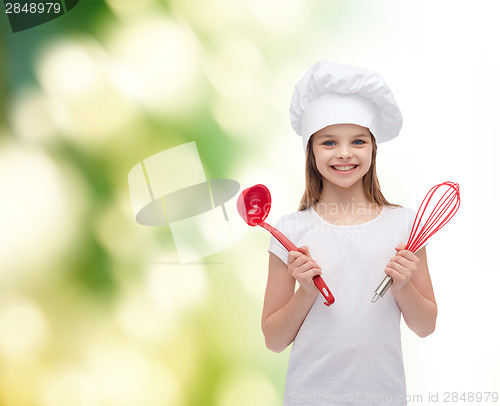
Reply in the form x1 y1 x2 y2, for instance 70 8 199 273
337 144 352 160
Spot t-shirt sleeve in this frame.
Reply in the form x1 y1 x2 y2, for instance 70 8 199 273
267 216 290 264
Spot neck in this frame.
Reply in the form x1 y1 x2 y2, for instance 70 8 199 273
318 180 369 207
314 179 381 225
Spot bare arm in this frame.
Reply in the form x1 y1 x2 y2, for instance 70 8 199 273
386 244 437 337
261 247 320 353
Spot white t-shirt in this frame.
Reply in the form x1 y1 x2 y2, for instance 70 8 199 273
268 206 419 406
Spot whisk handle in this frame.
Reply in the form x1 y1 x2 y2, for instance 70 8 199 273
371 275 393 303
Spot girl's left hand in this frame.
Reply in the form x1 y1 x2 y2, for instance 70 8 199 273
384 243 420 290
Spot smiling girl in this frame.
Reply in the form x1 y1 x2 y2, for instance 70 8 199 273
262 62 437 406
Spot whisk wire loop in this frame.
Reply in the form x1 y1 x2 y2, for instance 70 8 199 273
406 181 460 253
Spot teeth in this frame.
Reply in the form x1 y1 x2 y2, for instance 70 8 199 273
333 165 356 171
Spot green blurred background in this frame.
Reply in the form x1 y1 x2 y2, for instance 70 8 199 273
1 1 499 405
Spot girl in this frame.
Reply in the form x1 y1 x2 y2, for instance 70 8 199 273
262 62 437 406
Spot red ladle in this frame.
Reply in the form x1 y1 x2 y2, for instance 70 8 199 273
237 184 334 306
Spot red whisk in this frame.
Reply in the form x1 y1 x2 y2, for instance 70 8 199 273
372 181 461 303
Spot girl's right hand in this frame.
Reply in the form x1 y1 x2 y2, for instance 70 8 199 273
287 246 322 294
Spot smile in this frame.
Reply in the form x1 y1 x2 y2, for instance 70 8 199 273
331 165 358 172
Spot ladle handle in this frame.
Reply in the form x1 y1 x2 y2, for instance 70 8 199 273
260 221 297 252
313 275 335 306
260 222 335 306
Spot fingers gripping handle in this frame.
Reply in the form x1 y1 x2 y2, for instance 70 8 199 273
260 222 335 306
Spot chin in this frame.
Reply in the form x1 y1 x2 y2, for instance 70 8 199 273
337 181 361 190
325 178 362 190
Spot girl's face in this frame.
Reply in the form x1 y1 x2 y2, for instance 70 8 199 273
311 124 373 190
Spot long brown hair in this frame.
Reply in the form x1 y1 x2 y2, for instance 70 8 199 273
298 133 398 211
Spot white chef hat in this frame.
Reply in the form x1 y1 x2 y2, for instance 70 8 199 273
289 61 403 150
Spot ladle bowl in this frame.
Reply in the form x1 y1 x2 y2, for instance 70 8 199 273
237 184 272 226
237 184 334 306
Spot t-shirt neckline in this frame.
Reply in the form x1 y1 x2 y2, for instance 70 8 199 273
308 205 387 229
